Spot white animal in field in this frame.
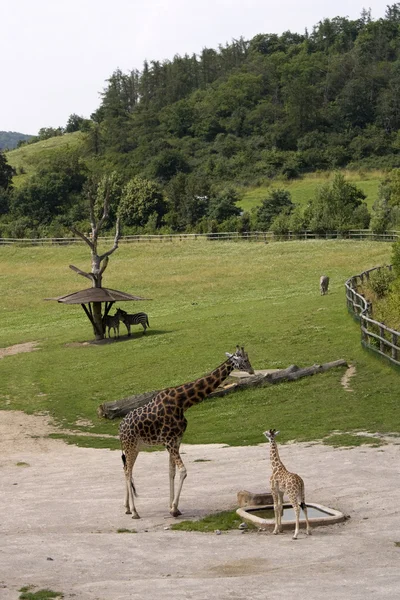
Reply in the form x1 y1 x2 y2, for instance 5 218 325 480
320 275 329 295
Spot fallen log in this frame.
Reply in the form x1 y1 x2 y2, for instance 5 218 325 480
97 390 160 420
98 359 348 420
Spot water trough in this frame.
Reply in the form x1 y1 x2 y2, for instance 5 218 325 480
237 502 346 531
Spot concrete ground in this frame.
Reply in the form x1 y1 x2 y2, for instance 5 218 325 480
1 411 400 600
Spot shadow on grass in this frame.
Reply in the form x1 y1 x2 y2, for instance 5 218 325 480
65 329 171 347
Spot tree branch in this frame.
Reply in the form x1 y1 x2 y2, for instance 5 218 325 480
88 187 98 235
98 217 121 261
98 256 109 277
70 226 94 251
95 181 111 236
69 264 95 282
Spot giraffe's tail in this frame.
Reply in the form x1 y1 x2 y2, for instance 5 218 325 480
121 452 138 497
299 481 306 510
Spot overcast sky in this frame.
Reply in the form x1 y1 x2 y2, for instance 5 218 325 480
0 0 388 135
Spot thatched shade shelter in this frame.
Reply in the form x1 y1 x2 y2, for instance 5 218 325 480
45 287 151 338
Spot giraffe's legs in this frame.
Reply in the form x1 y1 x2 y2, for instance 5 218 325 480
123 447 140 519
292 500 300 540
278 490 284 528
271 482 280 535
167 443 187 517
302 503 312 536
169 452 178 514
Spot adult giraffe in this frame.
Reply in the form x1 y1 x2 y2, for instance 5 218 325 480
119 346 254 518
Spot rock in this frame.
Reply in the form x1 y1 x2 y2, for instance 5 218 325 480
237 490 274 507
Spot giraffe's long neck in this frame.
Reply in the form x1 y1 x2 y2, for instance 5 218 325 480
269 440 285 473
181 359 234 411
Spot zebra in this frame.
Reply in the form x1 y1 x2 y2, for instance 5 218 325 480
115 308 150 336
103 313 120 338
320 275 329 295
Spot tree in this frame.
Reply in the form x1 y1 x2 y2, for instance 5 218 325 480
385 3 400 22
151 149 190 181
118 176 166 227
37 127 64 140
0 188 10 215
305 173 369 232
165 173 211 230
65 113 85 133
207 187 241 223
371 169 400 231
256 189 294 230
270 208 292 236
370 194 392 233
0 151 15 190
69 174 121 340
10 149 87 227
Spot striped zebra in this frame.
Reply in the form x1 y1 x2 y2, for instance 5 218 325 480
103 313 120 338
115 308 150 336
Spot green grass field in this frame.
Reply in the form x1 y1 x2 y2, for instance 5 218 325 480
6 132 84 187
240 170 384 212
1 239 398 448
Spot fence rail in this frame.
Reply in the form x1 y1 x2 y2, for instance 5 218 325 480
345 264 400 367
1 229 399 246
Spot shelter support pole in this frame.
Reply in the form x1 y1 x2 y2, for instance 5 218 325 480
81 303 103 338
103 301 115 319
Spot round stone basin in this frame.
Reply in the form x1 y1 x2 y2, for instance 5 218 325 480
236 502 346 531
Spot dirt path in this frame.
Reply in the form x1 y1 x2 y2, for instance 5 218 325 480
0 342 39 360
1 411 400 600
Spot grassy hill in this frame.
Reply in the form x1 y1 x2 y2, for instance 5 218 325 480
1 239 398 449
6 132 384 212
240 170 384 212
6 131 84 187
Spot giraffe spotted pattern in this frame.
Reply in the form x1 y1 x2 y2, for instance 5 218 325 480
263 428 311 540
119 346 254 519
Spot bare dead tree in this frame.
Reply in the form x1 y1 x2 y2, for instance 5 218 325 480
69 176 121 339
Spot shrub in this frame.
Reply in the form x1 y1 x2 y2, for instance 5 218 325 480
367 267 395 298
392 240 400 277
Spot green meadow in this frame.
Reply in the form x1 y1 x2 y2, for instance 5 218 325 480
6 132 84 187
1 239 398 448
240 170 384 212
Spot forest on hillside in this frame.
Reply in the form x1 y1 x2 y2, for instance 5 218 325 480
0 131 32 151
2 5 400 237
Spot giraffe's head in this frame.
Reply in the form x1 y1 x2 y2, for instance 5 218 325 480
263 428 280 442
225 346 254 374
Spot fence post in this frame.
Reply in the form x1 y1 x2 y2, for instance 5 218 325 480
392 333 398 361
346 287 352 311
361 316 368 344
379 326 385 353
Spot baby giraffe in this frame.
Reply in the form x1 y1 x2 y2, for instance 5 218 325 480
263 429 311 540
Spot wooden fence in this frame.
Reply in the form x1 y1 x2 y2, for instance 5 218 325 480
3 226 400 366
1 229 399 246
345 264 400 367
